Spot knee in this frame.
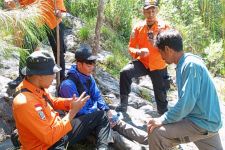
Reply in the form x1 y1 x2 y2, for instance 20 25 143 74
120 67 132 79
148 128 161 145
120 68 127 77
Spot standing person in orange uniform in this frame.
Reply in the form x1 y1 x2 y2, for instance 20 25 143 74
13 50 113 150
7 0 67 88
117 0 170 114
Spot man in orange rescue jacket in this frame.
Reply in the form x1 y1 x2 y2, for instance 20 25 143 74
7 0 67 88
117 0 170 114
13 50 113 150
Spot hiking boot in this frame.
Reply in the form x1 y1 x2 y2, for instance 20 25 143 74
115 95 128 112
8 76 23 89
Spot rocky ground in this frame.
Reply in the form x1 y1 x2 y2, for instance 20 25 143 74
0 14 225 150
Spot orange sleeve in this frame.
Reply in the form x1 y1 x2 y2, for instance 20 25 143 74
18 0 35 6
51 96 72 111
44 90 71 111
13 96 72 146
128 27 139 59
55 0 66 12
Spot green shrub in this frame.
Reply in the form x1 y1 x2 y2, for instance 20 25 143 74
105 0 140 42
101 26 114 41
104 38 129 78
64 0 98 19
204 39 225 76
0 1 3 9
100 25 130 77
104 54 129 78
78 26 90 42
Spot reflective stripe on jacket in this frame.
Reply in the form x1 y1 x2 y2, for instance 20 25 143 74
13 79 72 150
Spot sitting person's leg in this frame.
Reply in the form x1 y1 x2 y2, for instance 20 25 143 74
148 119 222 150
67 110 113 149
49 110 113 150
194 133 223 150
113 120 148 145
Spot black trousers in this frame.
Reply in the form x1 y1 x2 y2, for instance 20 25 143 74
49 110 113 150
47 22 66 80
120 60 170 113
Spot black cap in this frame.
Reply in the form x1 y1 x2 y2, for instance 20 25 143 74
144 0 159 9
75 44 97 61
21 50 61 76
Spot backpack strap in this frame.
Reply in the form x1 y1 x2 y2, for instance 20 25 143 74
13 88 54 108
13 88 31 98
42 95 54 108
67 74 92 96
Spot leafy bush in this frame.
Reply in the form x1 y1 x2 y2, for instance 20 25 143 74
104 54 129 78
181 17 209 54
104 0 140 42
64 0 225 77
78 26 90 42
101 26 113 41
64 0 98 19
204 40 225 76
159 0 209 54
0 1 3 9
159 0 225 76
77 17 96 43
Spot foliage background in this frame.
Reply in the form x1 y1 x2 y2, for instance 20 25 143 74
0 0 224 77
64 0 225 77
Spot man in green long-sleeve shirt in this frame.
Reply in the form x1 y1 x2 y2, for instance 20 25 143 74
147 29 223 150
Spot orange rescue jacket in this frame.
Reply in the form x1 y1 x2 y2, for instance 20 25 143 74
13 79 72 150
129 19 169 71
18 0 66 29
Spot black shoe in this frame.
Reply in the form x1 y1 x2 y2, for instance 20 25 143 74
116 95 128 112
8 76 23 89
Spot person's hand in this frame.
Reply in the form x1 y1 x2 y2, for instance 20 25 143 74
4 0 16 9
106 109 113 118
68 92 89 120
136 48 149 57
107 109 120 128
55 9 62 18
70 92 89 112
147 117 163 134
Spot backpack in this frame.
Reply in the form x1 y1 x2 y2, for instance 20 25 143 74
10 128 20 149
58 74 92 97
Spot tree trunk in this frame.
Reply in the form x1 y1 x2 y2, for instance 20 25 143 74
93 0 105 55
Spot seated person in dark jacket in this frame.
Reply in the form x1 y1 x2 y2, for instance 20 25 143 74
59 44 148 146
